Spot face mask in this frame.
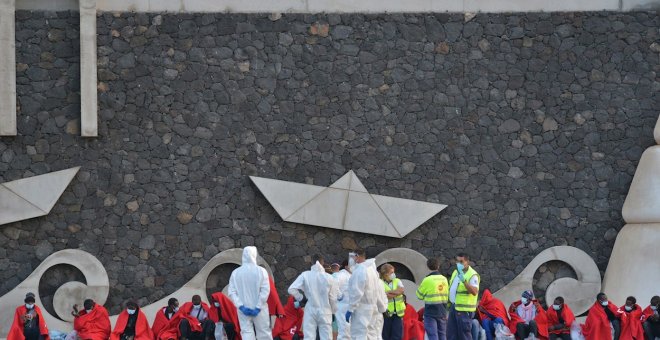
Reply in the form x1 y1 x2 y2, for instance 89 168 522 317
457 263 465 272
127 309 136 315
173 307 179 312
625 306 632 312
214 302 220 308
389 273 396 280
193 303 200 307
348 253 357 268
553 304 561 311
601 301 609 306
85 309 92 313
651 306 658 311
25 303 34 309
521 297 529 305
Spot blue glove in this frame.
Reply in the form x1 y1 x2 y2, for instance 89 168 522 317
345 311 352 323
294 301 301 309
337 295 343 302
239 306 250 316
252 308 261 316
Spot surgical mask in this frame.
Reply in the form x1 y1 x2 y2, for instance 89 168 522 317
625 306 632 312
127 309 136 315
193 303 200 307
651 306 658 311
521 297 529 305
457 263 464 272
552 304 561 311
25 303 34 309
173 307 179 312
214 302 220 308
389 273 396 280
85 309 92 313
601 301 609 306
348 253 357 268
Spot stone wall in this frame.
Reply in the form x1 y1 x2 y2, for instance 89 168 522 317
1 11 658 312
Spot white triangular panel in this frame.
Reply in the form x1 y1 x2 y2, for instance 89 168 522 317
348 171 368 193
372 194 447 237
287 188 348 230
344 191 400 237
0 186 46 225
249 176 326 219
329 172 352 190
3 167 80 212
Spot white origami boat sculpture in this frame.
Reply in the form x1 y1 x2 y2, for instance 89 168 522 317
250 170 447 238
0 167 80 225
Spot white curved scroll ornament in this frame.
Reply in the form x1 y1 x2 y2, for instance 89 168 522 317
492 246 601 316
0 249 109 337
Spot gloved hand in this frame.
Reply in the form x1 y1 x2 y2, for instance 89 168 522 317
337 295 343 302
238 306 250 316
252 308 261 316
294 300 301 309
457 272 465 282
345 311 353 323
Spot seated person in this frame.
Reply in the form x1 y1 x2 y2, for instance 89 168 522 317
72 299 111 340
581 292 622 340
642 296 660 340
272 296 304 340
209 292 240 340
178 295 215 340
508 290 548 340
477 289 509 340
7 292 49 340
152 298 179 339
546 296 574 340
618 296 644 340
402 296 425 340
111 301 153 340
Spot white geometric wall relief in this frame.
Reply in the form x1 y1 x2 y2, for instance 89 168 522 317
0 248 274 338
0 167 80 226
250 170 448 238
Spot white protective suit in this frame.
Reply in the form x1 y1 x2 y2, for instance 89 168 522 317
227 246 272 340
333 268 352 340
287 261 339 340
347 259 388 340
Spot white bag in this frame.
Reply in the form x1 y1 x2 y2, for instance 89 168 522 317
570 323 585 340
494 323 515 340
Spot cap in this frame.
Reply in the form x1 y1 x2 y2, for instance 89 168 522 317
25 292 36 299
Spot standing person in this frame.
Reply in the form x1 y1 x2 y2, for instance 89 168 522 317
228 246 272 340
618 296 644 340
334 259 353 340
288 254 339 340
508 290 548 340
345 248 388 340
209 292 241 340
111 301 153 340
546 297 574 340
72 299 111 340
476 289 508 340
7 292 49 340
152 298 180 340
581 293 622 340
415 258 449 340
642 296 660 340
447 253 479 340
380 264 405 340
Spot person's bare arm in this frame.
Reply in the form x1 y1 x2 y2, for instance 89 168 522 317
464 275 478 296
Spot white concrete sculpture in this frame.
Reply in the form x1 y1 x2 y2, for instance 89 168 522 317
0 167 80 225
603 114 660 306
0 0 16 136
492 246 601 316
375 248 431 310
79 0 98 137
250 170 447 238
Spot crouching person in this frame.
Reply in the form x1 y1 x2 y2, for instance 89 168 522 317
111 301 153 340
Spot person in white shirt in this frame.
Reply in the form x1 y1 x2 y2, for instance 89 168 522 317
333 259 353 340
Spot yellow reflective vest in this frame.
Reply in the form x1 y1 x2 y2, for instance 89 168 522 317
415 272 449 305
383 278 405 317
449 266 479 312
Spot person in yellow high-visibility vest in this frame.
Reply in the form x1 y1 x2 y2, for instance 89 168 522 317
447 252 479 340
415 258 449 340
380 263 405 340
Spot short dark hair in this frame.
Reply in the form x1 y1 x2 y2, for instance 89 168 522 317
596 293 606 301
354 248 366 257
192 295 201 303
651 296 660 304
83 299 95 310
456 252 469 260
312 254 324 266
554 296 564 304
626 296 636 304
24 296 35 303
427 258 440 270
168 298 178 307
341 259 348 268
126 300 138 309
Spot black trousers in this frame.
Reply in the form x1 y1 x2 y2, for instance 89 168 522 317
643 320 660 339
548 333 571 340
611 319 621 340
179 319 215 340
516 320 538 340
223 323 237 340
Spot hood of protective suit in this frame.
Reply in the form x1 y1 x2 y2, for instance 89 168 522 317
311 261 325 272
363 258 377 270
242 246 258 265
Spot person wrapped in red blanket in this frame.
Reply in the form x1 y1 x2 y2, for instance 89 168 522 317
7 292 50 340
545 297 574 340
641 296 660 340
73 299 111 340
508 290 548 340
618 296 644 340
268 276 285 318
152 298 180 340
477 289 509 340
581 293 622 340
272 296 304 340
402 302 425 340
209 292 241 340
177 295 215 340
111 301 153 340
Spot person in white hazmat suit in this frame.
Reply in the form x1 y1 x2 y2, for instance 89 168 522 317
333 258 353 340
227 246 273 340
345 248 388 340
287 254 339 340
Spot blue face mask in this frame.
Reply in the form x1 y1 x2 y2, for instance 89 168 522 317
457 263 464 272
521 297 529 305
553 304 561 311
127 309 136 315
624 306 632 312
601 301 609 306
